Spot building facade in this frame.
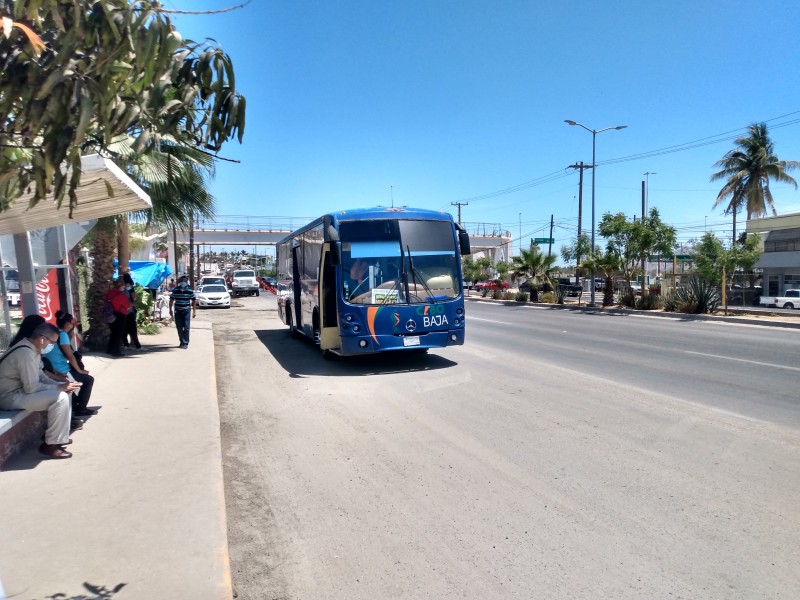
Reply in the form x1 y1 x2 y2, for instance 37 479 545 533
746 212 800 296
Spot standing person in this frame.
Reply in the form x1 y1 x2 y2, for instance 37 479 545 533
169 275 196 349
48 312 96 417
122 272 142 350
0 323 82 459
105 278 130 357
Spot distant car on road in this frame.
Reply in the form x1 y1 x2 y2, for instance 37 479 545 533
195 284 231 308
199 276 227 289
229 269 260 297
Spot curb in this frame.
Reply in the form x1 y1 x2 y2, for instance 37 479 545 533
464 296 800 329
0 410 46 470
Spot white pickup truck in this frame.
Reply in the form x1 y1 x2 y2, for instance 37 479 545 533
759 289 800 310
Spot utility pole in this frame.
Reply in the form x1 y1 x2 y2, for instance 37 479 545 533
548 214 554 257
568 162 592 279
643 171 656 213
641 180 647 291
188 211 195 288
451 201 468 224
518 213 522 256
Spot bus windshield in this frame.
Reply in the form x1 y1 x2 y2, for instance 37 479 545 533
340 219 461 305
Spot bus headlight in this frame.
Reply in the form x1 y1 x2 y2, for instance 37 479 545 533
352 325 361 332
450 334 458 341
359 340 368 348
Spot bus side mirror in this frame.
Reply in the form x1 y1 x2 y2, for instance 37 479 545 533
331 241 342 266
458 229 471 255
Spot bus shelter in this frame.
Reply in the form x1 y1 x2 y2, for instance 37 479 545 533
0 154 151 345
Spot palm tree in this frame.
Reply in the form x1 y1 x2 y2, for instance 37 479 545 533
581 251 621 307
711 122 799 241
85 137 217 349
510 245 557 301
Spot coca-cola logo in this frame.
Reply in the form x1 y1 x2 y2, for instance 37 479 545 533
36 275 55 321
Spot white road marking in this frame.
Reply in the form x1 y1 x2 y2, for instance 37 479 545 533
685 350 800 372
469 316 514 325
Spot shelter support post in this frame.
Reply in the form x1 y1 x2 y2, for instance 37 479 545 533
14 232 37 316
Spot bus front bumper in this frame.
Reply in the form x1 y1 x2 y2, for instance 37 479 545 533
337 329 465 355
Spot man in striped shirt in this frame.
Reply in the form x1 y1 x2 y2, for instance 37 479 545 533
168 275 197 349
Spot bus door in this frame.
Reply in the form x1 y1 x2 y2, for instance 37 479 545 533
291 242 302 329
318 244 340 351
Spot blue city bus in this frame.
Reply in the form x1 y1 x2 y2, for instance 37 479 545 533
276 207 471 356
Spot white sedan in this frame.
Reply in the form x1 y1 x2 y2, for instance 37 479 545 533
195 284 231 308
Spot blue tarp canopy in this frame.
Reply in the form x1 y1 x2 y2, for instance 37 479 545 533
113 260 173 289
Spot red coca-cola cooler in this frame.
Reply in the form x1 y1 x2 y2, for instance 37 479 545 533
33 268 61 323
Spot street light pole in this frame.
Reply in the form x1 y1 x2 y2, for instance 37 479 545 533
564 120 627 306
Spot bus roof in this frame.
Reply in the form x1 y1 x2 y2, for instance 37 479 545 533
277 207 455 244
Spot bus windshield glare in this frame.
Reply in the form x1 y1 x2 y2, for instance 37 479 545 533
340 219 461 305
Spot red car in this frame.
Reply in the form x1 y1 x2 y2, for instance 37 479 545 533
474 280 509 292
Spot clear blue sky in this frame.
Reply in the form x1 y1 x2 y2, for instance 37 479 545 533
169 0 800 261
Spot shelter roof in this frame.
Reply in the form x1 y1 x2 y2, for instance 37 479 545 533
0 154 151 236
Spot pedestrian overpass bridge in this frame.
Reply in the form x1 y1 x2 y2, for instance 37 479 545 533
172 217 513 263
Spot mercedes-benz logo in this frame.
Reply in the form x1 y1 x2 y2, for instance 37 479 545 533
405 319 417 332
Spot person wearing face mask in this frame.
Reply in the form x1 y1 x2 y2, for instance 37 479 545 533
168 274 197 349
121 271 142 350
105 278 131 357
41 312 96 417
0 323 82 459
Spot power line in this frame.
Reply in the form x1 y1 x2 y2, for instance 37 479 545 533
448 111 800 205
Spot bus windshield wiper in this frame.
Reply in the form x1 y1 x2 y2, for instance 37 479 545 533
406 244 438 302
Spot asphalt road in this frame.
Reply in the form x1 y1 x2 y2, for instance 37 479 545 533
206 294 800 600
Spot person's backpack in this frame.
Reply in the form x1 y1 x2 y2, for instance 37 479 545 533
102 299 116 324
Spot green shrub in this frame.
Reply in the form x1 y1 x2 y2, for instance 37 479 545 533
539 292 556 304
514 291 529 302
619 291 637 308
688 277 720 313
139 322 160 335
662 291 680 312
134 285 154 327
637 293 663 311
671 277 721 314
501 291 516 300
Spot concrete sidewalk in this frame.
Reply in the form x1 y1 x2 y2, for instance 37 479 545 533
0 320 231 599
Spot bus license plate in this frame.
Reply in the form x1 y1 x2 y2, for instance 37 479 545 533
403 336 420 347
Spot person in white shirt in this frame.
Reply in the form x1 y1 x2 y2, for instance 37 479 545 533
0 323 82 459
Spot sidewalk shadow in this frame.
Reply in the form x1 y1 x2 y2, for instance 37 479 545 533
32 581 126 599
253 329 457 377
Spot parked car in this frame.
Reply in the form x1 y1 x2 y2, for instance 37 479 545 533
229 269 260 296
475 280 510 292
759 289 800 309
195 284 231 308
555 278 582 297
5 290 20 306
